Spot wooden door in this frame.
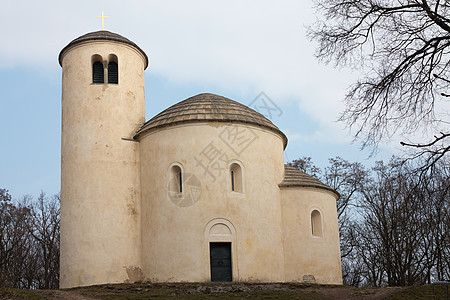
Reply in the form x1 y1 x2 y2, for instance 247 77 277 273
210 242 232 282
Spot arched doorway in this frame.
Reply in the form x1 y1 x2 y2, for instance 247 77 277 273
204 218 238 282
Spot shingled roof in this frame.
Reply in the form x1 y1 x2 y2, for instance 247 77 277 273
59 30 148 68
279 165 339 197
134 93 288 148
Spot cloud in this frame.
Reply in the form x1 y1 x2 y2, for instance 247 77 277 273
2 4 347 82
0 0 361 143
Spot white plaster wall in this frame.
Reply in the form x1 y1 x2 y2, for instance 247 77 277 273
60 41 146 288
138 123 286 282
280 187 342 284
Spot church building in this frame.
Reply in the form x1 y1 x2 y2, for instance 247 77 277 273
59 30 342 288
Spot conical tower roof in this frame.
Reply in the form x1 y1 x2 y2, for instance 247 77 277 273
59 30 148 68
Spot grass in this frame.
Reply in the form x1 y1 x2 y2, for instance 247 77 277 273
84 290 324 300
69 282 326 299
1 282 448 299
0 288 49 300
386 284 449 300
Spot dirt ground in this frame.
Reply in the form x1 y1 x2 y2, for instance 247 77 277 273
0 282 410 300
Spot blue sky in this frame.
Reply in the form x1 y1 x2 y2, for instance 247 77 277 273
0 1 394 198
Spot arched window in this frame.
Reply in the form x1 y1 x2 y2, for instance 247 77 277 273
107 54 118 84
92 61 104 83
230 163 243 193
169 165 182 194
311 210 323 237
107 62 118 84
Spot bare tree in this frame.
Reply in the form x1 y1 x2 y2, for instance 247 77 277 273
352 158 449 286
289 156 449 286
288 157 321 179
27 192 60 289
0 190 33 288
0 190 60 289
359 160 427 286
321 157 370 285
308 0 450 171
323 157 368 221
422 158 450 281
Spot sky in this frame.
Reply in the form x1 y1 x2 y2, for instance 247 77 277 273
0 0 395 199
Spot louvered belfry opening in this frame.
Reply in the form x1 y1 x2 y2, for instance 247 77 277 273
108 62 118 84
92 61 104 83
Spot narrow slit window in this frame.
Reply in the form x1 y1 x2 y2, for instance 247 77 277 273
231 170 235 191
107 61 118 84
178 170 182 193
92 61 104 83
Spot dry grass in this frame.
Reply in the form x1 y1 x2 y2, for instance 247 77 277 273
1 282 446 299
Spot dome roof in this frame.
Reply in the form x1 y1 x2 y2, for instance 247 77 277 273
134 93 287 148
279 165 339 197
59 30 148 68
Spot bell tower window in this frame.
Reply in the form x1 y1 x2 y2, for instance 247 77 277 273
91 54 118 84
107 54 118 84
92 61 104 84
107 62 118 84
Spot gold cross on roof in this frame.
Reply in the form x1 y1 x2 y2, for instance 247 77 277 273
96 12 109 30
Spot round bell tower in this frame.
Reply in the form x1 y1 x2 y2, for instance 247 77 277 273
59 31 148 288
